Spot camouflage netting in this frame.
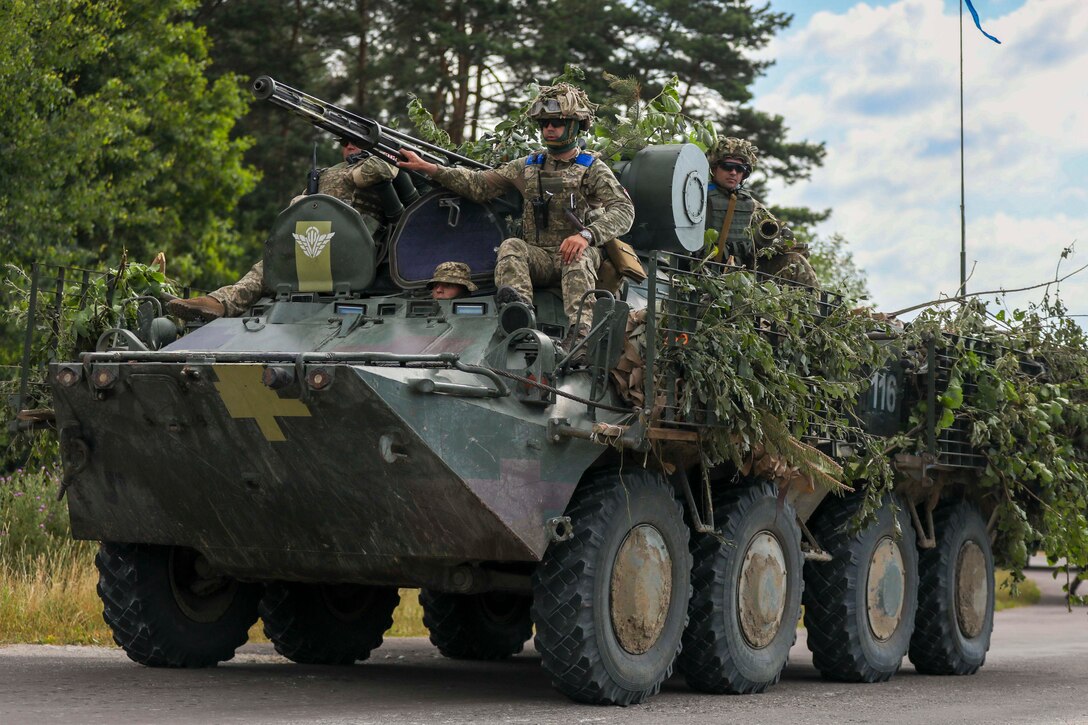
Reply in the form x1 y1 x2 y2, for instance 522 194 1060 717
707 137 759 170
528 83 597 131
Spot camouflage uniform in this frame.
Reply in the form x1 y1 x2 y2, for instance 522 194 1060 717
431 153 633 329
210 155 396 317
706 138 818 288
428 261 477 292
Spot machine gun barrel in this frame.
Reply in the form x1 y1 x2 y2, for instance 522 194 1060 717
251 75 490 171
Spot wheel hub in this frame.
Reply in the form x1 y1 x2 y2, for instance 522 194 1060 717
736 531 788 649
610 524 673 655
956 540 988 638
866 536 906 641
168 547 237 623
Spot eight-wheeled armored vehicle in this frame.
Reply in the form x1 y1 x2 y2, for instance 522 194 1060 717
39 77 1000 705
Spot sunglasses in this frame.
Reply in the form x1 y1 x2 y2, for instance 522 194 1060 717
537 118 569 130
717 161 751 174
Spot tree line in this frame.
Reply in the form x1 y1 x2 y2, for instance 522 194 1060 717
2 0 830 287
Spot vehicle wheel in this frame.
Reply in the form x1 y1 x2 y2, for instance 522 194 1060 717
421 590 532 660
803 492 919 682
909 500 994 675
531 467 692 705
260 582 400 665
678 479 803 694
96 542 261 667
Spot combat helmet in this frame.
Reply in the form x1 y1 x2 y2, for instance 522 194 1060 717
528 83 597 133
707 137 759 174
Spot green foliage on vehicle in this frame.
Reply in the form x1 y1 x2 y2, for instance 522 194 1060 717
897 297 1088 579
3 258 179 431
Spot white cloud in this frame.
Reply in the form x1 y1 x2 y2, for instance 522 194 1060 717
753 0 1088 318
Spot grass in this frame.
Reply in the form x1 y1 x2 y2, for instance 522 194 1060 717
0 543 113 645
0 465 113 645
994 569 1041 611
246 589 425 643
387 589 427 637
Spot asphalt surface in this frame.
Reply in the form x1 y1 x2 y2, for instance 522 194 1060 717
1 569 1085 725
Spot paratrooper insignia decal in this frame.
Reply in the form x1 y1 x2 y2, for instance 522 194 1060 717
292 225 335 258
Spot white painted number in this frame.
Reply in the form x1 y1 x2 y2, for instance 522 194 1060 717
869 370 897 413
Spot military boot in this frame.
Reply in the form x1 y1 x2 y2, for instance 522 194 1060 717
495 285 531 307
166 295 226 322
560 324 591 368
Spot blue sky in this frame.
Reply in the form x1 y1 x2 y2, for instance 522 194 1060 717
766 0 1027 28
749 0 1085 318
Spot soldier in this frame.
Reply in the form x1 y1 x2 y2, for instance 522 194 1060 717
706 137 818 287
427 261 476 300
167 139 398 321
396 83 635 356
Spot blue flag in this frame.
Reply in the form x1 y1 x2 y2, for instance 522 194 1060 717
964 0 1001 44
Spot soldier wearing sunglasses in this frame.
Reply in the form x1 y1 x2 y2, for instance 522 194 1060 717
706 137 817 287
398 83 634 361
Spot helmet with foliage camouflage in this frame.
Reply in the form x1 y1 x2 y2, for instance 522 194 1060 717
707 137 759 173
527 83 597 132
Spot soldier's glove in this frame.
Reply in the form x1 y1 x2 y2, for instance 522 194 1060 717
166 295 226 322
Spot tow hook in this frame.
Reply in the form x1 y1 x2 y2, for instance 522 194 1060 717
547 516 573 543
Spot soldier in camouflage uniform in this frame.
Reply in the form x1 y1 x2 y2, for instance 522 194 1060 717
397 83 635 351
168 139 398 321
428 261 476 300
706 137 818 287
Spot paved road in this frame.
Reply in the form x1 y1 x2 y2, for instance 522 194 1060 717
2 570 1085 725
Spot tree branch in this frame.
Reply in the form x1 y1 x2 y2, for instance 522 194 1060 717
886 261 1088 318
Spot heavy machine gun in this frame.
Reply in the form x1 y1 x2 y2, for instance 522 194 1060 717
251 75 490 171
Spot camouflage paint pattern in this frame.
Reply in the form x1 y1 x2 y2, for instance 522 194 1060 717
51 290 623 584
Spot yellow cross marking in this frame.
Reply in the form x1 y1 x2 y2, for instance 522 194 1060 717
213 365 311 442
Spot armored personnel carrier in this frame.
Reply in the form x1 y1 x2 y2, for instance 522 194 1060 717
44 77 998 705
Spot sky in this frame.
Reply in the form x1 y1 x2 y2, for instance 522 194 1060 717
752 0 1087 320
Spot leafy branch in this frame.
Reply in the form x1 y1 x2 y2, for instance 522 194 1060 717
887 258 1088 318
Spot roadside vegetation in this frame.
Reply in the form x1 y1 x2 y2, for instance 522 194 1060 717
995 571 1040 611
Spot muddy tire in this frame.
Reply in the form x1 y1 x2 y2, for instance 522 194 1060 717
96 542 261 668
420 590 532 660
679 480 803 694
259 582 400 665
909 501 994 675
531 468 691 705
803 493 919 682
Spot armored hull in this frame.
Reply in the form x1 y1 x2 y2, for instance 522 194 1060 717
52 294 624 587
